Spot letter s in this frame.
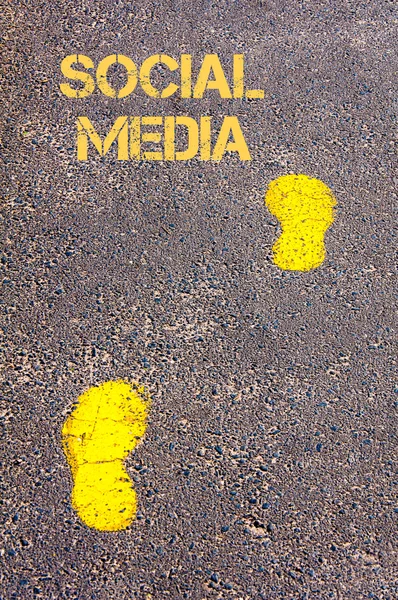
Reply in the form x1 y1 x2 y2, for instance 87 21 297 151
60 54 95 98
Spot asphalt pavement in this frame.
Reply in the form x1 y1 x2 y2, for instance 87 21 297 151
1 1 397 598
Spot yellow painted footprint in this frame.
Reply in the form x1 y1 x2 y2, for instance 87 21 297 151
62 380 150 531
265 174 336 271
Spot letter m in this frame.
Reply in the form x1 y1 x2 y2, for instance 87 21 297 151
77 116 128 160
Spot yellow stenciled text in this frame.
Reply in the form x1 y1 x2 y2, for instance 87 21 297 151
60 53 263 162
76 115 251 161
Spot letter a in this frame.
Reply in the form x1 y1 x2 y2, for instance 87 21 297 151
212 116 251 161
193 55 232 99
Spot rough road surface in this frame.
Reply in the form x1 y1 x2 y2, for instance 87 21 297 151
1 1 397 598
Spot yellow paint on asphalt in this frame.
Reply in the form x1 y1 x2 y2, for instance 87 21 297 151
62 380 150 531
265 174 336 271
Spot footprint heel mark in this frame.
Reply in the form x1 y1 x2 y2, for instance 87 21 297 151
265 174 336 272
62 380 151 532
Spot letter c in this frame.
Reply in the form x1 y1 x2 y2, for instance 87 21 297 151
140 54 179 98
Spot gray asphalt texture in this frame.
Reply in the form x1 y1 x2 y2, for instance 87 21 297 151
1 1 397 599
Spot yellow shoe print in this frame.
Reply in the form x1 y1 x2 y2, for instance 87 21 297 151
265 174 336 271
62 380 151 532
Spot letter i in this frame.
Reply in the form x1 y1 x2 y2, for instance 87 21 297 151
181 54 192 98
200 117 212 161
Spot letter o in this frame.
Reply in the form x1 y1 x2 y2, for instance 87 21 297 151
96 54 138 98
